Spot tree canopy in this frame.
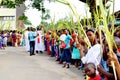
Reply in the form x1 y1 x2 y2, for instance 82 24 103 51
0 0 49 13
0 0 26 8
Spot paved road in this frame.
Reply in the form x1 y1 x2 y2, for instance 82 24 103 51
0 47 84 80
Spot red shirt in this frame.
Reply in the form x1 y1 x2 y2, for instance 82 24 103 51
89 75 101 80
46 35 50 41
118 48 120 53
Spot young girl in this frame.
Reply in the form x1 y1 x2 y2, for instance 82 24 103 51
71 34 81 68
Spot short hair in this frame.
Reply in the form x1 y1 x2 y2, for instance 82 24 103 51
84 63 96 69
86 28 95 33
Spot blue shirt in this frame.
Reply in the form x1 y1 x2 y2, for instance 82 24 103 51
64 34 72 49
28 31 36 41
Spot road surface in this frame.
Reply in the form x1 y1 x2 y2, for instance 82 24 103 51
0 47 84 80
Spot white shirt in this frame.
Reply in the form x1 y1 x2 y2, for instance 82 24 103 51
81 44 102 66
60 34 66 41
81 44 102 74
24 31 29 39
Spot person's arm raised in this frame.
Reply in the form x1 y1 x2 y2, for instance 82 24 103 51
107 52 120 80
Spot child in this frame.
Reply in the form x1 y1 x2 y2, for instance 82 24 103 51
0 35 2 49
72 42 81 68
55 35 60 61
84 63 101 80
51 34 55 57
71 34 80 68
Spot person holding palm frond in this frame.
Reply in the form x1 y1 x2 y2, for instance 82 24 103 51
78 28 102 74
97 36 120 80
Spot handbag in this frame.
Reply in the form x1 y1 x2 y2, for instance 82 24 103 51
61 42 66 48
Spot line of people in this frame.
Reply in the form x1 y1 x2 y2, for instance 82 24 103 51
0 30 24 49
24 25 120 80
24 27 45 56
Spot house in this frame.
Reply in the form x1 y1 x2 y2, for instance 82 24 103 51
0 4 25 30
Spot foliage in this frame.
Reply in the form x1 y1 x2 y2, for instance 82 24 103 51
18 14 27 20
0 0 26 8
41 9 51 23
30 0 45 12
6 21 12 30
0 21 5 30
54 0 118 79
54 17 76 31
24 20 32 25
98 0 117 79
18 14 32 25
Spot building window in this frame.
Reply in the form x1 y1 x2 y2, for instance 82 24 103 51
9 17 12 20
11 16 15 20
7 16 10 20
1 16 15 21
3 17 7 21
0 5 7 8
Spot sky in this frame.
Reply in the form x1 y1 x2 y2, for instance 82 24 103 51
25 0 120 27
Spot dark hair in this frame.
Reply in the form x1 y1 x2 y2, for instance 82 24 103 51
37 27 40 30
57 30 61 35
20 32 22 34
84 63 96 69
27 27 30 30
86 28 95 33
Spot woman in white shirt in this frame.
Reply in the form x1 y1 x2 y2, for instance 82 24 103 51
78 29 102 74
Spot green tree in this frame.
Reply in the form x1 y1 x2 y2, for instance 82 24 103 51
0 0 26 8
18 14 32 25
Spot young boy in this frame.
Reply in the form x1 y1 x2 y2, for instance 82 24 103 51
84 63 101 80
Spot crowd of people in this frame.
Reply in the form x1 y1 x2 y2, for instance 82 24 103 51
1 24 120 80
24 24 120 80
0 30 23 49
